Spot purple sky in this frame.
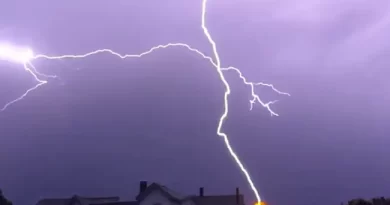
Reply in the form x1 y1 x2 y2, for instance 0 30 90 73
1 1 389 205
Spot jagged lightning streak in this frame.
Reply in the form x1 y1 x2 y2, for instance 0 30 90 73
1 0 290 203
201 0 280 203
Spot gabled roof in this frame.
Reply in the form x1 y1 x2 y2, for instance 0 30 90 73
190 195 245 205
135 183 187 203
90 201 138 205
135 182 244 205
36 195 120 205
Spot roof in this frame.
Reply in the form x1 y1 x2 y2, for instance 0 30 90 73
136 182 244 205
90 201 138 205
190 195 245 205
159 184 188 201
36 195 120 205
136 183 188 203
35 183 245 205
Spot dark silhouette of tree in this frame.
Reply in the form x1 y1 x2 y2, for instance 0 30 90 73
348 198 372 205
347 197 390 205
0 189 12 205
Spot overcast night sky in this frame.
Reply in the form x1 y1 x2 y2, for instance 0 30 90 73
0 1 389 205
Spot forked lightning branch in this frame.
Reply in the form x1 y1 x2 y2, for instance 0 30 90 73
0 0 290 204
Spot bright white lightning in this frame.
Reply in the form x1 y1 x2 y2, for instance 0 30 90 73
0 43 33 64
0 0 290 203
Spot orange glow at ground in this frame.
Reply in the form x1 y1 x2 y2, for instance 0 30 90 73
255 202 267 205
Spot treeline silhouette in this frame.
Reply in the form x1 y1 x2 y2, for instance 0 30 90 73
345 197 390 205
0 189 12 205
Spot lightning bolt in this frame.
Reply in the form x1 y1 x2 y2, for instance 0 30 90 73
0 0 290 203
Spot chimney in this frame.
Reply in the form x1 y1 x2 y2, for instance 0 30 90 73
236 187 240 205
199 187 204 197
139 181 147 195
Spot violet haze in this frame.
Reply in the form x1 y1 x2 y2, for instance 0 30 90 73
0 1 389 205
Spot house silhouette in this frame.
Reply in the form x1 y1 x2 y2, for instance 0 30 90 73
36 181 245 205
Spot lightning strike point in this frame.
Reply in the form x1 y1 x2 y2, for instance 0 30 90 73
255 201 267 205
